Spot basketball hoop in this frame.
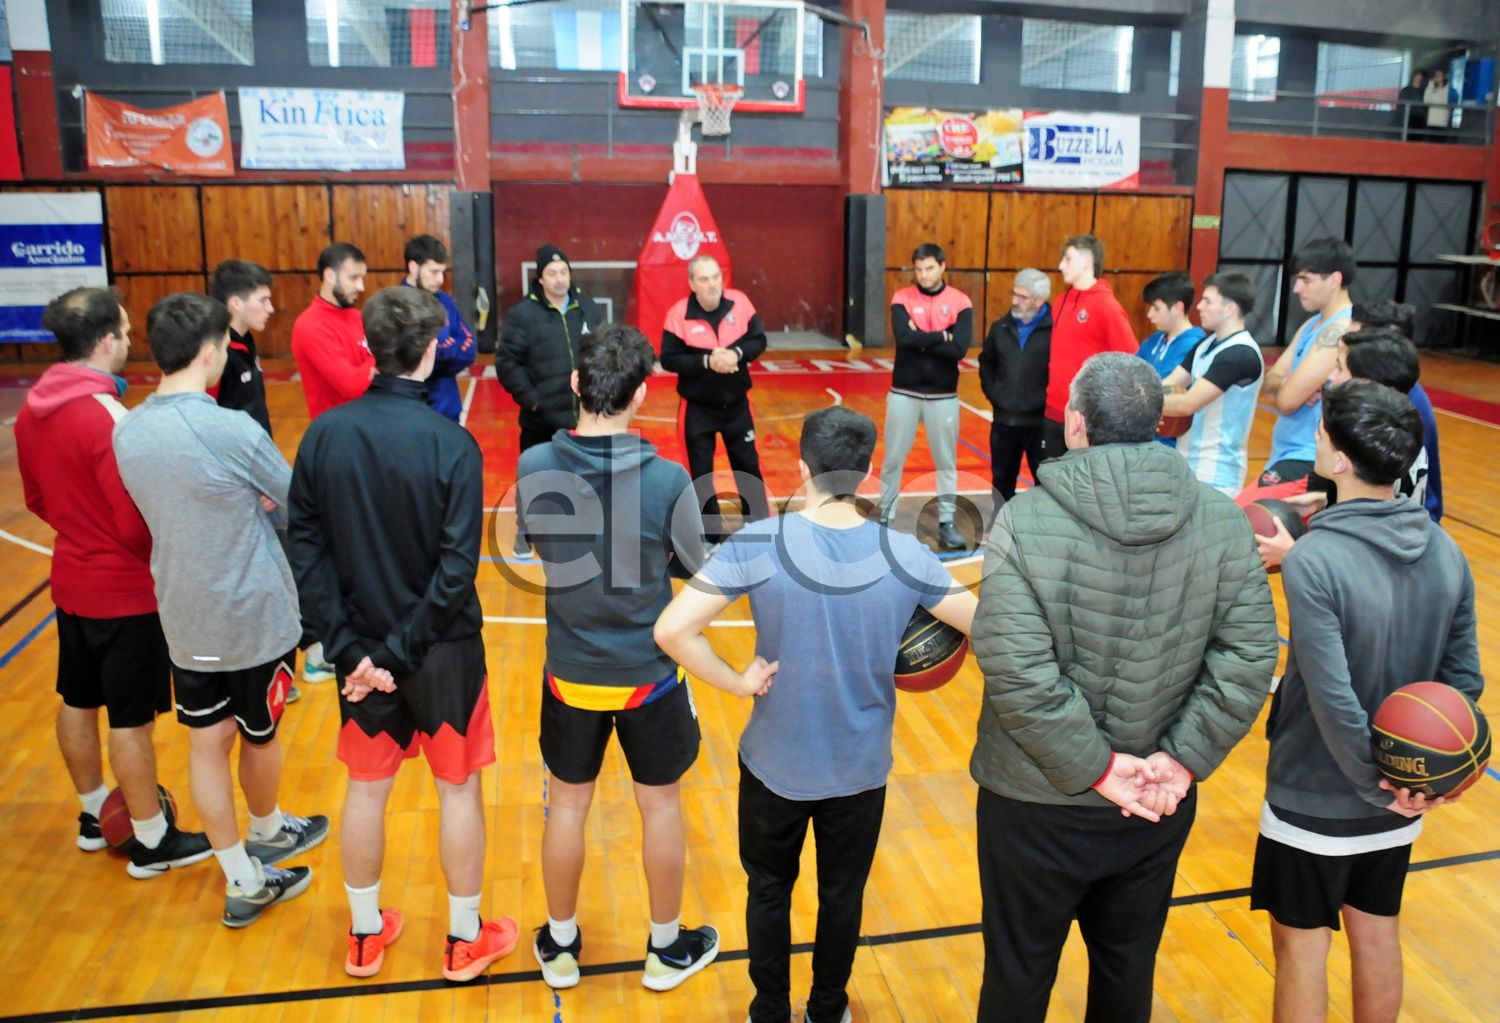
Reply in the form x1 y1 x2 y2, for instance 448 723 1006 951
692 83 743 137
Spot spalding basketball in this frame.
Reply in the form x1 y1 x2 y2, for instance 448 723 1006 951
894 607 969 693
1371 681 1491 798
1245 499 1307 541
99 784 179 848
1157 414 1193 439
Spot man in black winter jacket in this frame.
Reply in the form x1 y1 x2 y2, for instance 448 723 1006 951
978 268 1051 502
495 244 605 451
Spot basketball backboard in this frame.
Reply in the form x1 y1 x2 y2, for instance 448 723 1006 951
620 0 807 113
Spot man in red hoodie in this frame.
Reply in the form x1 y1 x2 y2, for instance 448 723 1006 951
15 287 211 872
292 242 373 420
1040 235 1137 462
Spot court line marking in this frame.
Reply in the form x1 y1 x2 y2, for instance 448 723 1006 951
483 615 753 628
0 580 49 631
0 528 52 557
5 846 1496 1023
957 398 993 423
635 387 844 425
459 374 478 427
0 611 55 670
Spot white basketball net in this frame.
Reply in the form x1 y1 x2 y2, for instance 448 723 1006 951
693 84 743 136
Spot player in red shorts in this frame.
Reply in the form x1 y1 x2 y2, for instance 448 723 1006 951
288 286 517 981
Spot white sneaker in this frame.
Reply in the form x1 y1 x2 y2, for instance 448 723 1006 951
302 643 335 683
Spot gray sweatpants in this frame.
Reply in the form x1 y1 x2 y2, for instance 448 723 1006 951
879 392 959 522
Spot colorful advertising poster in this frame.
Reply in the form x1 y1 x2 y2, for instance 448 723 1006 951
238 88 405 171
85 92 233 176
884 107 1025 186
1022 111 1140 189
0 193 109 343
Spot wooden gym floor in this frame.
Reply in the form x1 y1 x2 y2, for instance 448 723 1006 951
0 349 1497 1023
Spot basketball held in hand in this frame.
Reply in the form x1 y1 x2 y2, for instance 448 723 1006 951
1371 681 1491 798
894 607 969 693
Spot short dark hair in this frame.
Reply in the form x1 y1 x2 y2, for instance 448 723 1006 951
403 234 449 267
1292 237 1357 288
1070 351 1163 444
912 242 946 265
1142 271 1195 312
317 242 366 278
1203 271 1257 317
146 293 229 375
1063 234 1105 274
362 286 446 377
1321 379 1423 485
209 259 272 306
1343 327 1420 393
42 287 123 362
576 324 655 416
1350 299 1416 339
800 406 877 498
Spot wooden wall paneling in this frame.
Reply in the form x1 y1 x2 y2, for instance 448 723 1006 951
201 185 333 271
331 185 451 271
1104 271 1160 341
1093 195 1192 272
363 270 411 295
883 269 985 342
260 273 323 358
987 191 1093 270
104 187 203 273
113 274 207 347
884 190 989 270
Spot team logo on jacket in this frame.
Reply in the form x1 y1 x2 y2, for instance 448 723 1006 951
653 211 718 260
581 321 591 335
726 313 737 325
940 305 950 317
744 429 755 443
912 306 925 316
1077 309 1089 323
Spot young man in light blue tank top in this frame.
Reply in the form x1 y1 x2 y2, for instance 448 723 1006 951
1258 239 1356 487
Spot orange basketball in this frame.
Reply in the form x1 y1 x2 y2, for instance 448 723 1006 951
894 607 968 693
1371 682 1491 798
98 784 179 848
1157 414 1193 439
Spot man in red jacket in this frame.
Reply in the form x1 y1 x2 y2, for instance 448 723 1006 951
292 242 373 420
1040 235 1137 462
15 287 211 873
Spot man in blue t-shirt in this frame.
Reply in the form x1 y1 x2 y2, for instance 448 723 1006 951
655 406 976 1023
1136 272 1206 448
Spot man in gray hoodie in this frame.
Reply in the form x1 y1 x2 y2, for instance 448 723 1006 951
970 351 1278 1022
1253 379 1481 1023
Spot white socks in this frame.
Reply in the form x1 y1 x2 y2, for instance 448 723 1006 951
346 880 383 935
247 807 284 843
650 917 680 949
215 842 260 891
131 812 168 850
548 915 578 947
79 784 109 818
449 893 481 942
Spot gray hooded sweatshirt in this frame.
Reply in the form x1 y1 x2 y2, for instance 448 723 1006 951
1268 498 1482 825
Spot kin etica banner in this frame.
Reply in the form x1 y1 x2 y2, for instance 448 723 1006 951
85 92 233 176
0 193 109 343
238 88 406 171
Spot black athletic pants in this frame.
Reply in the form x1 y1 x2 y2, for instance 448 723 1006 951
739 761 886 1023
682 397 769 539
989 421 1045 502
975 787 1197 1023
1038 417 1067 467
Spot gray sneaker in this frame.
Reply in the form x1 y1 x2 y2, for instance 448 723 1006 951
936 521 968 551
223 859 312 928
245 812 329 866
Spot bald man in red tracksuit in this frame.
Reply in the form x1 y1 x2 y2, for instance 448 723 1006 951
658 255 769 543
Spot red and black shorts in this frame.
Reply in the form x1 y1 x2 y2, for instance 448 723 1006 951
55 610 172 729
1250 835 1413 930
336 635 495 785
174 647 298 744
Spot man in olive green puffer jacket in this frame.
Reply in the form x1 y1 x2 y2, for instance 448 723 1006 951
970 352 1279 1023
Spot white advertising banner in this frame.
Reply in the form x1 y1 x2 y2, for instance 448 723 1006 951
0 193 108 343
1022 111 1141 189
238 88 405 171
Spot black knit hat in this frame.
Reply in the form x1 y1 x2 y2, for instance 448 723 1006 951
536 244 569 272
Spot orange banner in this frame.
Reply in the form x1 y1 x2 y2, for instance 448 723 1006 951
85 92 233 176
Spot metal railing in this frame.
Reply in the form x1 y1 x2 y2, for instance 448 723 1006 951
1229 89 1495 146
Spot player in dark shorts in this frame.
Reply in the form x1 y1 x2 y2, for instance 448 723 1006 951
516 324 738 994
288 286 517 982
15 287 208 867
113 293 327 922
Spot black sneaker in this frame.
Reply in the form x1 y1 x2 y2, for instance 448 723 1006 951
77 812 107 852
533 924 582 989
222 860 313 928
936 521 968 551
245 812 330 866
642 924 719 991
126 825 213 879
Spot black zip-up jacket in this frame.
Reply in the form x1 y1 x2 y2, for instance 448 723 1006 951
658 292 768 408
287 376 483 677
978 308 1052 427
890 282 974 397
215 328 273 437
495 284 605 435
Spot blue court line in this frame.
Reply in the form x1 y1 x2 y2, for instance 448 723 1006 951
1487 766 1500 783
957 437 992 464
0 611 55 670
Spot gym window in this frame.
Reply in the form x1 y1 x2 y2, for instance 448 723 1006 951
1231 33 1280 101
306 0 451 68
884 13 980 85
1021 18 1134 94
1316 42 1409 109
100 0 255 66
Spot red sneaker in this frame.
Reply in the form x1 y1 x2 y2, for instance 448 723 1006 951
443 917 519 982
346 908 404 978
